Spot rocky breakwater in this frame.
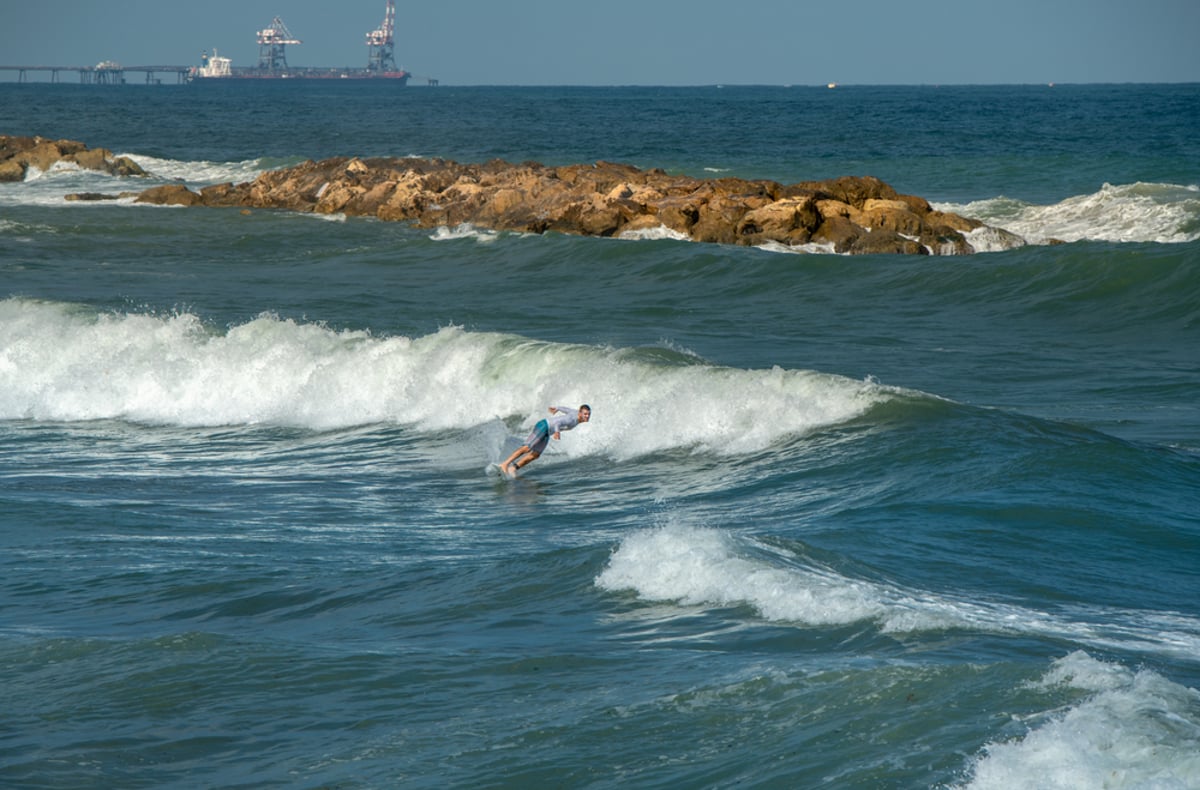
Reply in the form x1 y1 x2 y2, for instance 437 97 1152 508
0 135 146 182
3 134 1019 254
161 156 1010 254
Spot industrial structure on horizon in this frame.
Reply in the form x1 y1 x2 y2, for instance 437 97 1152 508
0 1 433 85
192 0 418 83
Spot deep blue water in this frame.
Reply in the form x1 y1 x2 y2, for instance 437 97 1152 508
2 82 1199 789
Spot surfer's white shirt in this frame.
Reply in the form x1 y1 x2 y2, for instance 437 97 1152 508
547 406 581 434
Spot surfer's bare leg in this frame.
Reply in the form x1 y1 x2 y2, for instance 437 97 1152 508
513 451 540 470
500 445 531 474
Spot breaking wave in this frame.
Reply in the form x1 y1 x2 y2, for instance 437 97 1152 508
0 298 886 457
596 521 1200 661
956 652 1200 789
942 182 1200 244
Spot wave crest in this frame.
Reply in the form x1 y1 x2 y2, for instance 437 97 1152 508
0 299 884 455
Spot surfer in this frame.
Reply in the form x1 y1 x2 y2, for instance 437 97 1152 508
499 404 591 477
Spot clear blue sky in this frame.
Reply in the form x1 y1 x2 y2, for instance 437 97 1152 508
2 0 1198 85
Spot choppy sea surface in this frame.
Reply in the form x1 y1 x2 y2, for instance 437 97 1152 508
2 82 1199 789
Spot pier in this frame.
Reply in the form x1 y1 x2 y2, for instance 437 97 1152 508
0 65 192 84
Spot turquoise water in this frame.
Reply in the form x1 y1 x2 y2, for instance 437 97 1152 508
2 83 1199 788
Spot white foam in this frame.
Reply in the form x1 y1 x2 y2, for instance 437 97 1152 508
940 182 1200 245
600 526 1200 786
596 522 1012 631
0 299 884 452
596 522 1200 660
118 153 268 187
429 223 500 243
0 153 269 208
617 224 690 242
754 239 841 255
25 161 83 181
963 226 1028 253
0 162 123 208
597 523 887 624
957 652 1200 789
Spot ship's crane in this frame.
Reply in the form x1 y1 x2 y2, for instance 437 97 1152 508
365 0 398 73
257 16 301 72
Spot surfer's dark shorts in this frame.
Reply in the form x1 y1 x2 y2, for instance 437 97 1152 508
525 419 551 454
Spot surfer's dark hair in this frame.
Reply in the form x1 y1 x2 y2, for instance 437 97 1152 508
580 404 592 412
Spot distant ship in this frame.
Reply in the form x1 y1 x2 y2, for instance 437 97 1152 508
189 1 412 84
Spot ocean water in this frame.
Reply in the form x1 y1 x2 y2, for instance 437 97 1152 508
2 82 1199 789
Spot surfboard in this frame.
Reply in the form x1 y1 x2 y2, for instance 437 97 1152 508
486 462 518 480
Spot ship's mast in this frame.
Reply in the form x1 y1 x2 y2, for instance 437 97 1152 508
257 16 301 72
365 0 397 72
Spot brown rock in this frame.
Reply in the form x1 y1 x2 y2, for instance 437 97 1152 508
851 228 927 255
19 140 68 174
315 181 364 214
926 210 982 234
0 159 24 182
860 203 925 236
800 175 898 207
0 135 147 180
691 194 748 245
110 156 147 177
811 214 866 252
199 182 242 205
135 184 202 206
736 196 819 246
816 199 864 225
896 194 932 214
100 145 1015 254
69 148 112 171
920 229 974 255
651 196 701 235
619 215 674 235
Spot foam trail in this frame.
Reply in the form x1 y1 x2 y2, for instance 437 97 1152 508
596 523 1200 661
0 299 885 454
956 652 1200 789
